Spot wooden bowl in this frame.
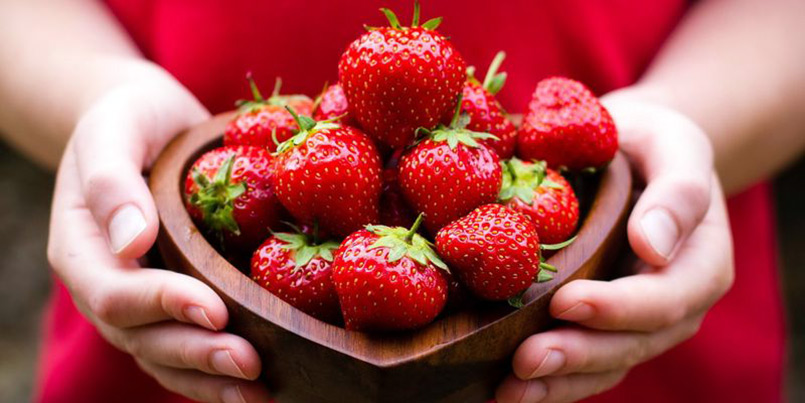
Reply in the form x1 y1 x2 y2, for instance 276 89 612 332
150 112 632 403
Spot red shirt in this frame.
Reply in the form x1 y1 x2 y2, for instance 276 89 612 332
36 1 785 402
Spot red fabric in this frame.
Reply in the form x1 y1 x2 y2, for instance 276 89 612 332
36 1 785 402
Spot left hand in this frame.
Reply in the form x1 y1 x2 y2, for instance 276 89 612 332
495 97 735 402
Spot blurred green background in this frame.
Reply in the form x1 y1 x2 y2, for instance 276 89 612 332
0 142 802 402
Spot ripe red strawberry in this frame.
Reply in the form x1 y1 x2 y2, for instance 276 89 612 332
517 77 618 170
338 3 466 149
332 215 449 331
449 51 517 158
399 101 502 234
273 109 382 238
312 83 355 126
379 151 417 228
224 74 313 151
499 158 580 244
184 146 285 253
435 204 547 301
251 229 341 323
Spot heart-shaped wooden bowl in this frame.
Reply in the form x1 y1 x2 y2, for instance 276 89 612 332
150 112 632 403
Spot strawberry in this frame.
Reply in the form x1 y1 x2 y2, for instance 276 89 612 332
516 76 618 171
184 146 285 253
449 51 517 158
273 108 382 238
251 228 341 323
379 151 417 228
338 2 466 149
499 158 580 244
224 74 313 151
332 215 449 331
312 83 355 126
398 98 502 234
435 204 549 301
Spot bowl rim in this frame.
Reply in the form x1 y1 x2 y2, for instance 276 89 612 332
150 112 632 368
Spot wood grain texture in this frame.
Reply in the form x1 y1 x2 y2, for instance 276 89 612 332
149 113 632 403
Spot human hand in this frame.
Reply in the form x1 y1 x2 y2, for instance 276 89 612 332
46 64 270 403
496 95 735 402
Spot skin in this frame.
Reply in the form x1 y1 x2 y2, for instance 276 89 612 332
0 0 802 402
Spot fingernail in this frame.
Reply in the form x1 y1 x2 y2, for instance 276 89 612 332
221 385 246 403
212 350 248 379
556 302 595 321
108 204 147 254
520 379 547 403
529 349 566 378
640 208 679 260
184 305 217 330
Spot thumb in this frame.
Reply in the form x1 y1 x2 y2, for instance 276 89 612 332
73 82 208 259
603 99 714 266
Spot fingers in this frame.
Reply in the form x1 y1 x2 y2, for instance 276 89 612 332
85 268 228 329
550 176 732 331
137 360 270 403
102 322 261 379
72 79 208 258
602 99 713 266
511 316 702 381
49 150 228 330
496 370 627 403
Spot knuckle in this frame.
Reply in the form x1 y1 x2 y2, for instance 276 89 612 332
88 287 119 325
177 338 199 369
715 263 736 297
594 370 628 396
122 332 144 357
84 170 120 204
682 317 704 341
543 376 569 403
156 279 182 321
46 241 61 270
624 335 651 368
671 176 711 218
658 304 687 329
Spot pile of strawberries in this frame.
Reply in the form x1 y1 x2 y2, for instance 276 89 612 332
184 3 617 332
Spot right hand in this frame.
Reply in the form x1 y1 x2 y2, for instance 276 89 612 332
47 63 270 403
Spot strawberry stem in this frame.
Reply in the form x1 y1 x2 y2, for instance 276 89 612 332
284 105 317 132
449 93 464 128
404 213 424 243
312 81 330 111
271 77 282 99
482 51 506 92
412 0 421 26
246 72 264 102
541 235 576 251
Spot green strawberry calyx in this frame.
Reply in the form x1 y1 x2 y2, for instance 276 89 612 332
368 1 442 31
235 73 311 113
274 224 340 269
507 259 563 308
499 157 564 205
189 154 246 237
467 51 507 95
274 106 341 154
416 93 499 150
366 214 450 272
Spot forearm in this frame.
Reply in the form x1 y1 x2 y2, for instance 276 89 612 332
609 0 805 194
0 0 165 169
